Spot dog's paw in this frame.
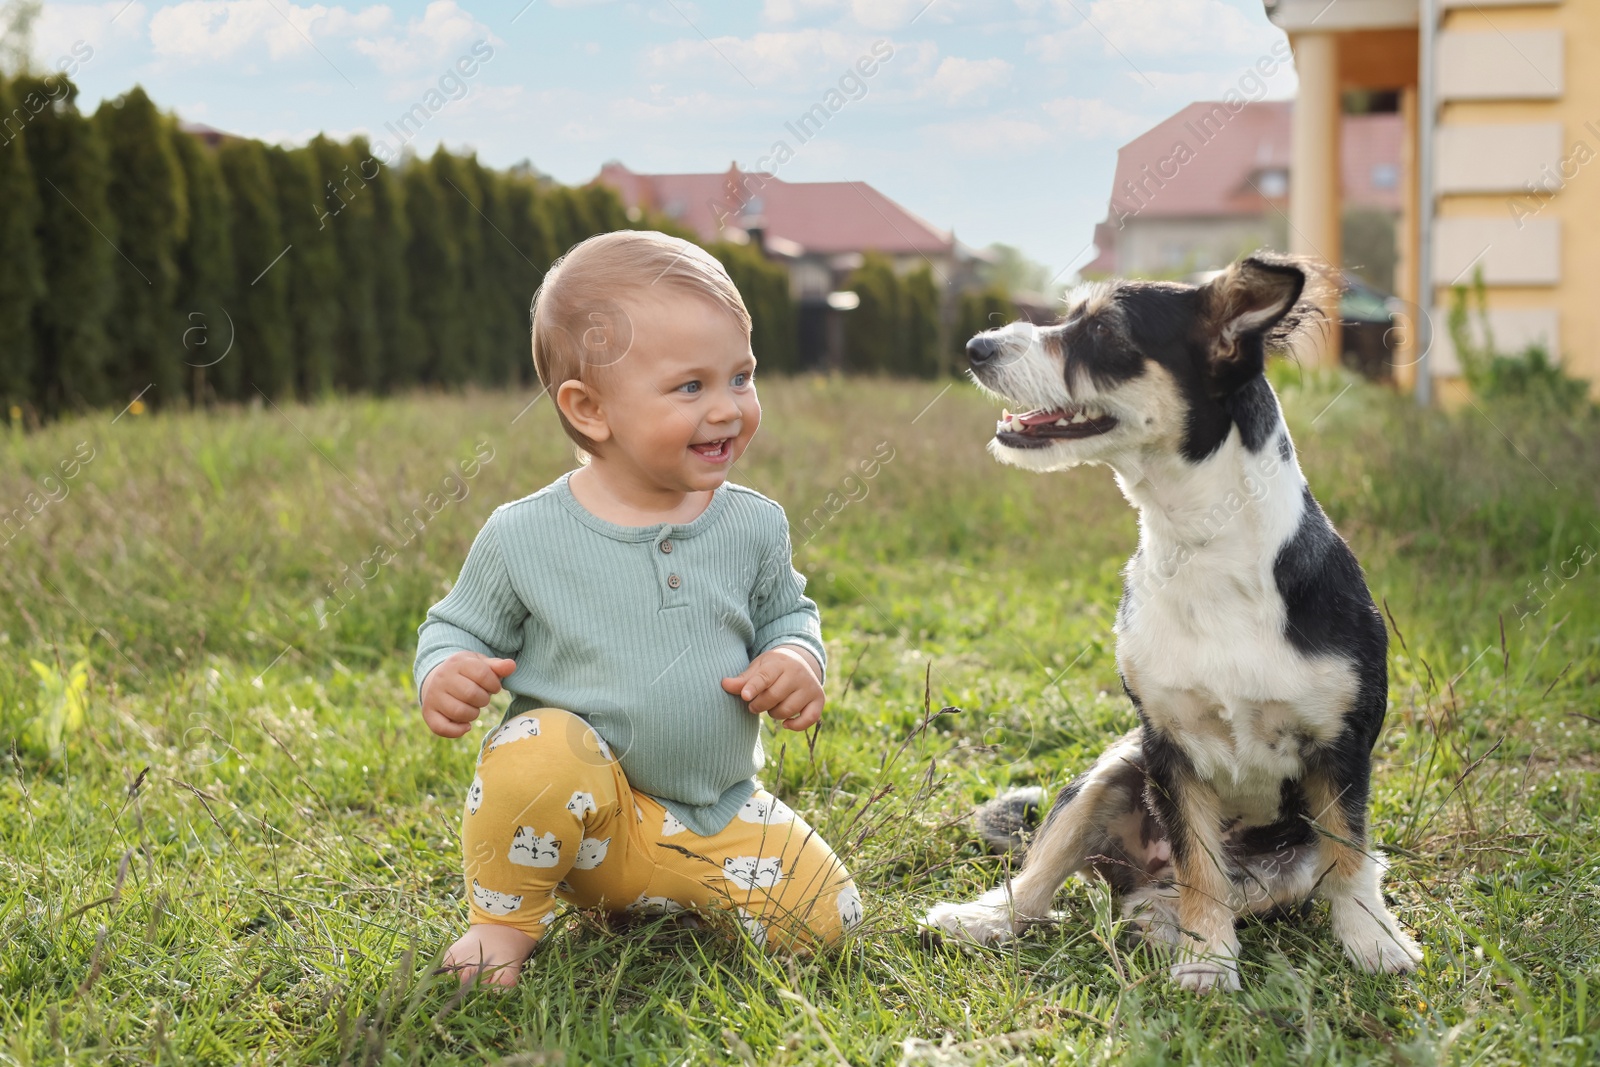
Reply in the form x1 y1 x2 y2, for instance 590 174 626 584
922 896 1017 947
1341 923 1423 974
1332 899 1423 974
1170 960 1241 993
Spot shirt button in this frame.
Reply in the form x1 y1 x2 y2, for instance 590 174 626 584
667 573 681 589
659 540 673 554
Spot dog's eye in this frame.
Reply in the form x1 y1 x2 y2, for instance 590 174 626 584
1092 321 1109 337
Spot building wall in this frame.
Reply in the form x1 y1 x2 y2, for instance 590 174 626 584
1431 0 1600 391
1116 216 1289 277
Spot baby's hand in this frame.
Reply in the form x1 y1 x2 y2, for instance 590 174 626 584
421 652 517 738
722 646 824 732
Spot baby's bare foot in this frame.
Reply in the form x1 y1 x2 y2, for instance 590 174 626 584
439 923 537 987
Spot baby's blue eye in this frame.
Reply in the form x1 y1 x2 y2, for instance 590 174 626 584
677 380 701 394
732 372 750 387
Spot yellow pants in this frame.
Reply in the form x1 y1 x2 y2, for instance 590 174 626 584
462 707 861 951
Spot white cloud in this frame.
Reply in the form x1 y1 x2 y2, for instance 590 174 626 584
926 55 1011 103
922 95 1150 155
1034 0 1278 60
848 0 926 30
1140 62 1297 102
148 1 388 62
445 82 529 119
29 1 150 67
349 1 491 75
763 0 971 27
646 28 886 89
610 88 756 123
143 0 491 75
923 115 1050 154
1040 96 1150 139
763 0 843 21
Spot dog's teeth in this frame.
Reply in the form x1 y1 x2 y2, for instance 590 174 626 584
1054 418 1069 427
1071 412 1087 424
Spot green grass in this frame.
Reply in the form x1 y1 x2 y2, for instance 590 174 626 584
2 371 1598 1065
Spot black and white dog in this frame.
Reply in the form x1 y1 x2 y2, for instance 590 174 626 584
923 253 1423 992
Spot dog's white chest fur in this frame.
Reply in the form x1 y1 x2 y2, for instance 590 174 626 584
1114 436 1355 800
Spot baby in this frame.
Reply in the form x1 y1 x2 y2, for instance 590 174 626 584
415 230 862 986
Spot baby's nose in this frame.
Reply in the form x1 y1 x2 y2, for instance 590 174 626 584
708 395 743 421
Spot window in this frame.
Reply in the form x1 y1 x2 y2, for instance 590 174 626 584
1257 168 1289 198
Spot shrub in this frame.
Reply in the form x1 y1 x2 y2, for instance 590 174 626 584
1448 268 1591 415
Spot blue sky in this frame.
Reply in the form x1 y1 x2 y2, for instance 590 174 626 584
31 0 1297 283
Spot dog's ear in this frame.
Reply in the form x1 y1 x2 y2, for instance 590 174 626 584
1196 254 1308 391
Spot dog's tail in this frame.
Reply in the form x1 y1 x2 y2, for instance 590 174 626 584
973 786 1045 856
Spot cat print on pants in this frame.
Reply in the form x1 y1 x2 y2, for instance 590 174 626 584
738 795 796 825
488 716 541 750
836 884 863 930
723 856 784 890
573 837 610 870
472 880 524 916
626 893 686 916
736 907 768 947
509 827 562 867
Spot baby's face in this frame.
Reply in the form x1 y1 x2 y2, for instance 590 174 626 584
592 291 759 495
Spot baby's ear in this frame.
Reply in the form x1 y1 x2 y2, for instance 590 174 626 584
556 378 610 444
1196 253 1309 392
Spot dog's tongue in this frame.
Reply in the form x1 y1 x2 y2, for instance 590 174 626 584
1018 408 1067 427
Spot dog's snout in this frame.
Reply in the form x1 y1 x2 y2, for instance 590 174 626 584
967 335 1001 367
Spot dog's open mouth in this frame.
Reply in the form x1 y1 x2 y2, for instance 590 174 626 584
994 405 1118 448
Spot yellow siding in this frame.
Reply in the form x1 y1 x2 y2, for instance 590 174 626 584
1436 1 1600 392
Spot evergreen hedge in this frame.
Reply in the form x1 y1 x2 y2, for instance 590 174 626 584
0 74 998 423
0 76 675 421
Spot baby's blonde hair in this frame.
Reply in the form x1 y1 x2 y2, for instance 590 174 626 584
530 230 752 453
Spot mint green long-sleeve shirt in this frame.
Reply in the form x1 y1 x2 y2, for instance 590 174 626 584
414 471 827 837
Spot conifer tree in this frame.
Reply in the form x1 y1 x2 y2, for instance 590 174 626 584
902 264 942 379
312 134 382 392
14 73 112 414
580 182 629 234
369 156 419 391
404 153 464 384
844 251 901 374
465 157 532 386
0 75 45 414
430 149 490 382
502 174 557 384
217 137 293 399
267 144 339 398
95 86 187 408
544 185 595 255
169 124 234 404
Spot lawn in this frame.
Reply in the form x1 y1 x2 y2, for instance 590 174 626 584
2 371 1597 1065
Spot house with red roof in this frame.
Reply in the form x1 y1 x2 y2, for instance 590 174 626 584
1084 100 1403 283
595 161 993 367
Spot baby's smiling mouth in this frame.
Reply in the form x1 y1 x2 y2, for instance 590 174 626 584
689 438 733 462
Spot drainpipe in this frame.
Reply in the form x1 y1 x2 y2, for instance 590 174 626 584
1415 0 1438 407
